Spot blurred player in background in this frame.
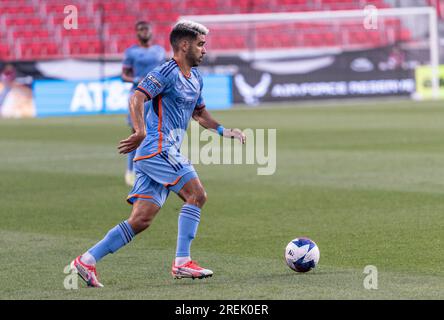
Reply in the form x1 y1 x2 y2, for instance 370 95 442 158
122 21 166 186
71 20 246 287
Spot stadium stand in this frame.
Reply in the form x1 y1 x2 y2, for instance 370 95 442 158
0 0 441 61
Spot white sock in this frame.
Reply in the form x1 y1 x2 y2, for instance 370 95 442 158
80 252 96 266
175 256 191 266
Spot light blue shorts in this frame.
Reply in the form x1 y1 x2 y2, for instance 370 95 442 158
126 150 198 207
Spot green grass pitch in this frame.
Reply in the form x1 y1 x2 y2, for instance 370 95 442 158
0 100 443 299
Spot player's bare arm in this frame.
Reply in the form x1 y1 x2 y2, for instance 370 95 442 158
192 107 246 144
118 90 148 154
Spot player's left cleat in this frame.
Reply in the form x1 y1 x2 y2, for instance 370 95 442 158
125 170 135 187
70 255 104 288
171 260 213 279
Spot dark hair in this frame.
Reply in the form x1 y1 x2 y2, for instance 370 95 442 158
169 21 208 51
135 21 150 30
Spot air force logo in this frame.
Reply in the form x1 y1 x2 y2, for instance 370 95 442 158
234 73 272 105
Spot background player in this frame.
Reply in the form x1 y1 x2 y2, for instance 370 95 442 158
122 21 166 186
70 20 245 287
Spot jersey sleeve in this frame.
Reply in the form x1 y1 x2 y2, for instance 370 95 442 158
122 48 133 69
194 72 205 111
135 71 168 100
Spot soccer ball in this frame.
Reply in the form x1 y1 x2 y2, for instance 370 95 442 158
285 238 320 272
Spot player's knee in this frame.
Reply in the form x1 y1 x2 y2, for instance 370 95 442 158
130 217 151 233
128 214 153 234
188 189 207 208
200 191 208 206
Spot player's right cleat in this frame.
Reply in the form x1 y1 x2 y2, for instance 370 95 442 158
125 170 135 187
171 260 213 279
70 256 104 288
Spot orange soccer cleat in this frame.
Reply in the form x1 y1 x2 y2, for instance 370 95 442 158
171 260 213 280
70 255 104 288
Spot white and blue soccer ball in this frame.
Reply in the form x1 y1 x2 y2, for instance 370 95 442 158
285 238 320 273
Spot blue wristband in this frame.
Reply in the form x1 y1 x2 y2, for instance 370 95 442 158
216 125 225 136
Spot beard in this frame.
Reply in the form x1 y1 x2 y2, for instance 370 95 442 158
138 34 151 44
186 51 202 67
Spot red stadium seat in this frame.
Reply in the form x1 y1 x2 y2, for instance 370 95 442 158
51 14 94 26
61 27 99 38
68 40 102 55
19 42 59 59
0 0 414 60
0 44 11 60
1 5 35 14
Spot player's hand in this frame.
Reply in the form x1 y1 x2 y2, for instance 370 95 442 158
118 133 146 154
223 128 246 144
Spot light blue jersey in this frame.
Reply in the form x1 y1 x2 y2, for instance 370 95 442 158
123 44 166 129
134 58 205 161
122 44 166 89
126 58 205 207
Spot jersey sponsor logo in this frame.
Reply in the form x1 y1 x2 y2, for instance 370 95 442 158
175 96 197 109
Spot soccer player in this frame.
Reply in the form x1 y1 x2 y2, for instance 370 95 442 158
71 20 246 287
122 21 166 186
